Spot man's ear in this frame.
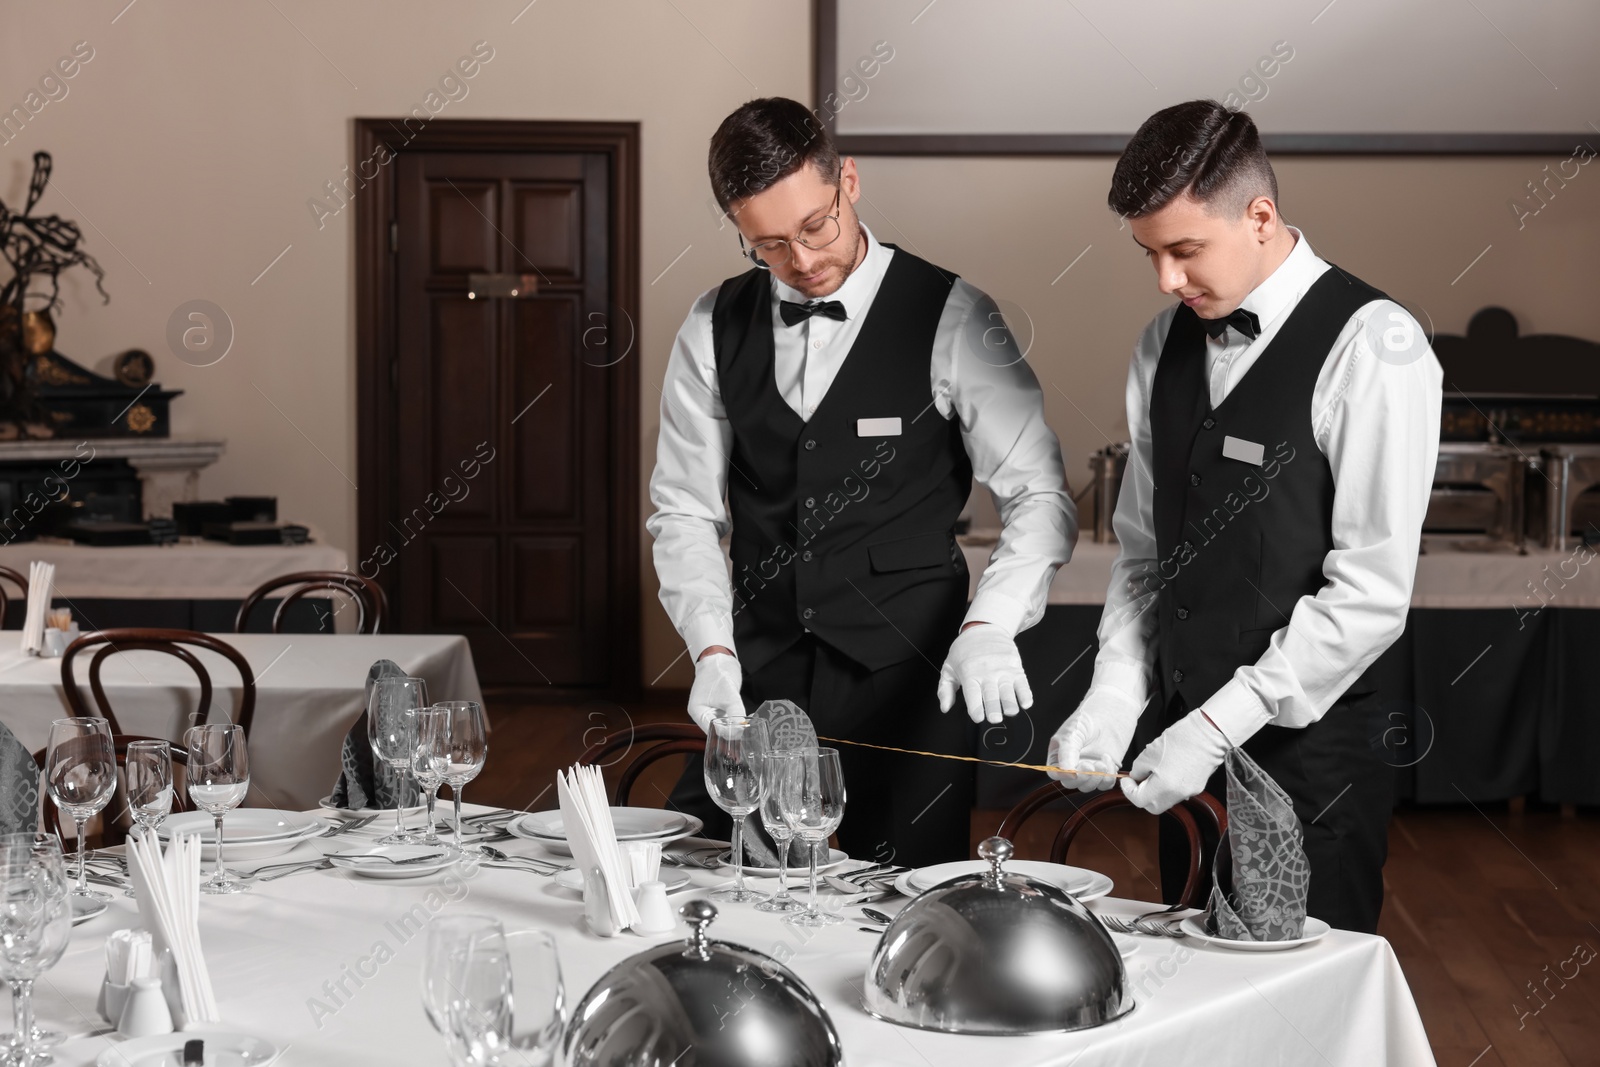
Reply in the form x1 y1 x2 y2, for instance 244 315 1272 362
1247 195 1279 243
841 156 862 206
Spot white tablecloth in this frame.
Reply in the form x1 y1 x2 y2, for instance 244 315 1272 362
0 540 349 599
34 814 1436 1066
965 535 1600 609
0 633 481 809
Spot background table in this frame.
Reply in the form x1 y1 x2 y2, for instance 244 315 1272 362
0 633 481 809
0 539 352 632
35 816 1436 1066
963 535 1600 806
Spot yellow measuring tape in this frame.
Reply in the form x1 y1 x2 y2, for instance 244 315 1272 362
816 735 1132 780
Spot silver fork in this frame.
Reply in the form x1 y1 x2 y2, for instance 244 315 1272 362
1100 915 1185 938
321 815 378 838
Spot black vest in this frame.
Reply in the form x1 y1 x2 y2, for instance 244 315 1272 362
713 247 972 673
1149 266 1388 712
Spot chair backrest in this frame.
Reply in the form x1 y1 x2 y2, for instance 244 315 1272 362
997 782 1228 909
235 571 388 635
61 628 258 738
36 735 191 846
578 723 704 806
0 565 27 629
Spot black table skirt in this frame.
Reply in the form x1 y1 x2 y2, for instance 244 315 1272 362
974 604 1600 809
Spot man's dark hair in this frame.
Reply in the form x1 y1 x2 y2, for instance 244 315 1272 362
708 97 841 213
1108 100 1277 220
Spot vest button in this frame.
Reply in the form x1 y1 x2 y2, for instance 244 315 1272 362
802 550 813 562
803 496 816 508
1172 668 1185 683
803 608 815 620
1202 417 1216 430
1176 607 1190 620
804 439 817 450
1190 473 1201 486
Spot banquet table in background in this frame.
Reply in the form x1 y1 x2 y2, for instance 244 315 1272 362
33 813 1438 1066
965 536 1600 807
0 539 352 632
0 633 482 808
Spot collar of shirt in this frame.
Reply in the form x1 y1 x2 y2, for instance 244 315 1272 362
1218 225 1327 346
769 221 893 323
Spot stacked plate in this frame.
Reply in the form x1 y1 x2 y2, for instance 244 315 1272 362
892 860 1114 903
159 810 326 862
506 807 703 856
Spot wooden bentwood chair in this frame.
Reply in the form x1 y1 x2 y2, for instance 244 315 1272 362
61 628 258 739
997 782 1229 909
235 570 388 635
579 723 704 806
0 565 27 628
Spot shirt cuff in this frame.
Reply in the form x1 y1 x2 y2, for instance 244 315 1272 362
682 613 736 663
1200 678 1273 746
1090 659 1151 711
962 590 1028 637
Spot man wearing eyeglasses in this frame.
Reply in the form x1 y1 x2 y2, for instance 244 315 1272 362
647 97 1076 865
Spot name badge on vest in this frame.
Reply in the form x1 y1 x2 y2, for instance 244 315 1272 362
857 417 902 437
1221 435 1265 465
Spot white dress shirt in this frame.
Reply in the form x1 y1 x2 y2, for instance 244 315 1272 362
1087 227 1444 735
648 224 1077 663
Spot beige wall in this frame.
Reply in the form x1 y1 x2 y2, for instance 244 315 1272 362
4 4 1597 691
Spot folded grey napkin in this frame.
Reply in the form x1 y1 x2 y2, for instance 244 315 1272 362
0 719 39 835
1206 745 1311 941
328 659 408 810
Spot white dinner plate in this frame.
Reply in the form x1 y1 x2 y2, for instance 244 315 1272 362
168 821 325 863
509 811 703 855
1179 915 1331 951
71 896 108 925
554 868 692 893
95 1029 280 1066
513 808 692 841
160 809 321 844
317 795 427 820
895 860 1114 903
328 844 458 879
720 848 848 876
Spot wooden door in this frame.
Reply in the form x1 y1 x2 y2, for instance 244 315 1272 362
358 122 639 695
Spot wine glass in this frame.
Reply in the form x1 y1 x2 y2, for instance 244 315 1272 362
703 717 770 904
754 762 802 914
184 724 250 895
412 707 450 848
774 747 846 927
369 676 430 843
124 740 174 833
44 716 116 903
436 702 488 854
424 918 564 1067
0 833 72 1067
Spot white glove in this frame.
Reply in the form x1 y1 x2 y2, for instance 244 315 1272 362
1119 709 1230 814
1046 686 1142 790
687 651 743 732
937 624 1033 724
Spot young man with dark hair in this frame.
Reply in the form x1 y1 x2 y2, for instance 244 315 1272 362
648 97 1075 866
1047 100 1442 933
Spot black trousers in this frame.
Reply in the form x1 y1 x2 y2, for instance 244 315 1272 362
669 634 975 868
1157 688 1395 934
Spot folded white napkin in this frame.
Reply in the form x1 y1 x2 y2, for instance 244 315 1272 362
557 764 639 935
127 829 220 1028
19 561 55 656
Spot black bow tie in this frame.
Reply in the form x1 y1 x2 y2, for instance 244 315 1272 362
1201 307 1261 341
779 299 848 328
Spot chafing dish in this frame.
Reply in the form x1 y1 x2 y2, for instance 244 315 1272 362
863 837 1131 1035
563 899 844 1067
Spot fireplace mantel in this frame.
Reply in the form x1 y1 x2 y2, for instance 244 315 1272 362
0 437 226 518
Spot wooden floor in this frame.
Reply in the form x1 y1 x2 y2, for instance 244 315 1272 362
475 701 1600 1067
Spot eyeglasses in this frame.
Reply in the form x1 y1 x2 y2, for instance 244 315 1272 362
737 172 844 270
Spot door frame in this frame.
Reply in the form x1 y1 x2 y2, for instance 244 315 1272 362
354 118 641 700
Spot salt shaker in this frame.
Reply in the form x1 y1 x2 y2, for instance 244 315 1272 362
633 880 678 935
118 976 174 1038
